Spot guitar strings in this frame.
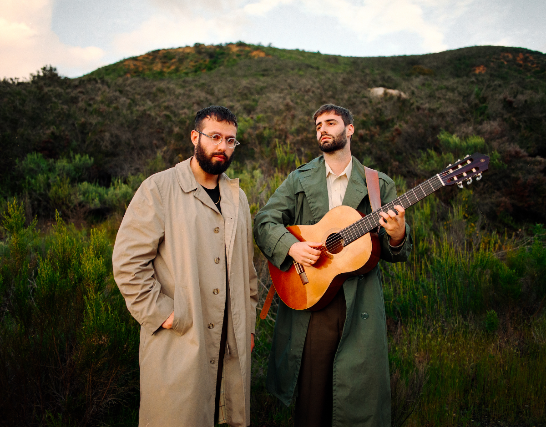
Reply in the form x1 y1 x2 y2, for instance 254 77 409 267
321 175 443 251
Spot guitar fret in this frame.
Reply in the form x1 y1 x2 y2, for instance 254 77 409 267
341 175 446 245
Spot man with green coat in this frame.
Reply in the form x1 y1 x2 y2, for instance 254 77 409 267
253 104 412 427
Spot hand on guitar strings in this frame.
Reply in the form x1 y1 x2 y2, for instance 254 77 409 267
288 241 322 267
378 204 406 246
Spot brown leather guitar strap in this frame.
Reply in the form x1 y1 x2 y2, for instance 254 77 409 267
364 166 382 213
260 282 276 319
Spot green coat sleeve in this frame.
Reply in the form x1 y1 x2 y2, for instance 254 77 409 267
377 176 413 263
253 174 300 271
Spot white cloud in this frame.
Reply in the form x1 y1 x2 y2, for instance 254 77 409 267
112 3 248 57
295 0 448 52
244 0 294 16
0 0 105 79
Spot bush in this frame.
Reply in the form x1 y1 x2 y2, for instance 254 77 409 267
0 200 139 426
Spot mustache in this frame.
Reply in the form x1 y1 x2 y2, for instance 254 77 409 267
211 152 228 160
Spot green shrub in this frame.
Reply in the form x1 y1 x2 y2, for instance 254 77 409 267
0 200 139 426
15 152 139 217
484 309 499 332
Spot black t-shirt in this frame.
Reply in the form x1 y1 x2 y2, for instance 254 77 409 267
202 184 221 213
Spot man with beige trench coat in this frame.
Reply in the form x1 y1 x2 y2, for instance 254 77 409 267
113 106 258 427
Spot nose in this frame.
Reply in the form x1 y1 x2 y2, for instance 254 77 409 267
217 138 229 150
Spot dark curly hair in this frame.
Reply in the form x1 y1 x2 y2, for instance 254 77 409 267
194 105 238 131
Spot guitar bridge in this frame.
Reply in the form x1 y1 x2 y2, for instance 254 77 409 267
294 262 309 285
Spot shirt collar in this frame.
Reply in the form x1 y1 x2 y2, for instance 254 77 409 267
325 158 353 180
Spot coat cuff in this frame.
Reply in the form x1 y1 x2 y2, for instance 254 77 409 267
381 223 412 262
272 232 300 271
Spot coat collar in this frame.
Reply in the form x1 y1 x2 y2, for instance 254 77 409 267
342 157 369 210
297 156 329 223
297 155 370 220
175 156 239 214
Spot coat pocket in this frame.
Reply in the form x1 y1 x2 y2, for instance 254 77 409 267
172 287 193 336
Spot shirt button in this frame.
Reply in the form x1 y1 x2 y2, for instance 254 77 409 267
208 323 214 329
214 257 220 264
213 288 219 295
214 227 220 233
210 359 215 364
361 312 369 320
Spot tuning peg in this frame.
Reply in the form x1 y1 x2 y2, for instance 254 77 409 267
446 164 452 168
457 182 464 189
466 178 472 185
476 173 482 181
465 154 470 158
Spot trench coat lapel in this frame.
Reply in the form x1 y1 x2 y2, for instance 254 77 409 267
175 157 224 214
219 175 240 273
341 157 369 211
297 157 329 223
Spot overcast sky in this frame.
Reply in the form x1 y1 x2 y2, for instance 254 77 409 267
1 0 545 79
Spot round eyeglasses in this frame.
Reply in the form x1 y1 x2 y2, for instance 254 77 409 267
195 130 240 149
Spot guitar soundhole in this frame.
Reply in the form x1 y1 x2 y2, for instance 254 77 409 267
325 233 344 254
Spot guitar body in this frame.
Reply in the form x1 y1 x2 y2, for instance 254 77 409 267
268 205 381 311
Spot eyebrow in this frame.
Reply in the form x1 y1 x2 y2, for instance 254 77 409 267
316 119 338 128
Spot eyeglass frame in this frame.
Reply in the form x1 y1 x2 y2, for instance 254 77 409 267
194 130 240 149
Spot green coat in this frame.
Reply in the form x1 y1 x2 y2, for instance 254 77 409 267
253 155 412 427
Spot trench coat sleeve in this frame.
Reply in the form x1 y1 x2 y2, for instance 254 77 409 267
112 178 174 336
253 175 300 271
377 177 413 263
243 191 259 335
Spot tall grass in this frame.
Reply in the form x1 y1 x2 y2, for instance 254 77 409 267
0 201 139 426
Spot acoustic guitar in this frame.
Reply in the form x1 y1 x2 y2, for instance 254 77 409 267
266 153 490 312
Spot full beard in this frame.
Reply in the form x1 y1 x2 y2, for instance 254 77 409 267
319 128 348 153
195 138 234 175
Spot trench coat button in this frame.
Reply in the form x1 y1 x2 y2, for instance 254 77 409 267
361 312 369 320
208 323 214 329
210 359 215 364
214 227 220 233
213 288 219 295
214 257 220 264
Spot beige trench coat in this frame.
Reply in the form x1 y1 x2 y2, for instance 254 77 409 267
112 158 258 427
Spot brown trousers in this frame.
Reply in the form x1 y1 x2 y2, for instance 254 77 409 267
294 289 346 427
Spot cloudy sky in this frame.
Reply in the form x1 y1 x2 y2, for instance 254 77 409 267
1 0 545 79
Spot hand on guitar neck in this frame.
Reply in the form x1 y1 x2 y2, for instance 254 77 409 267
288 241 323 267
378 204 406 246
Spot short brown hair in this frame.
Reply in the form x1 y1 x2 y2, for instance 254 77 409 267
313 104 353 126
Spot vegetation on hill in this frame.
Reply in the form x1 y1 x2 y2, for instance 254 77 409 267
1 43 545 426
2 43 545 227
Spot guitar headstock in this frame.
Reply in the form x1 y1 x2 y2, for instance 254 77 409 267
440 153 489 188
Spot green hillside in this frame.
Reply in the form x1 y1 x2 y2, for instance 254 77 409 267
1 43 545 426
1 42 545 226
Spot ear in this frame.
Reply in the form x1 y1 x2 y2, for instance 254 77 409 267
346 124 355 138
191 130 199 148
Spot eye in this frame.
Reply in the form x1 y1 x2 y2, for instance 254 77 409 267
226 138 236 145
211 134 222 141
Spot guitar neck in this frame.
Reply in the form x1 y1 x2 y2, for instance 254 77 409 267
341 174 444 245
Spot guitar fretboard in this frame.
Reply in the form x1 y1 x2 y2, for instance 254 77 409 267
340 174 444 245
